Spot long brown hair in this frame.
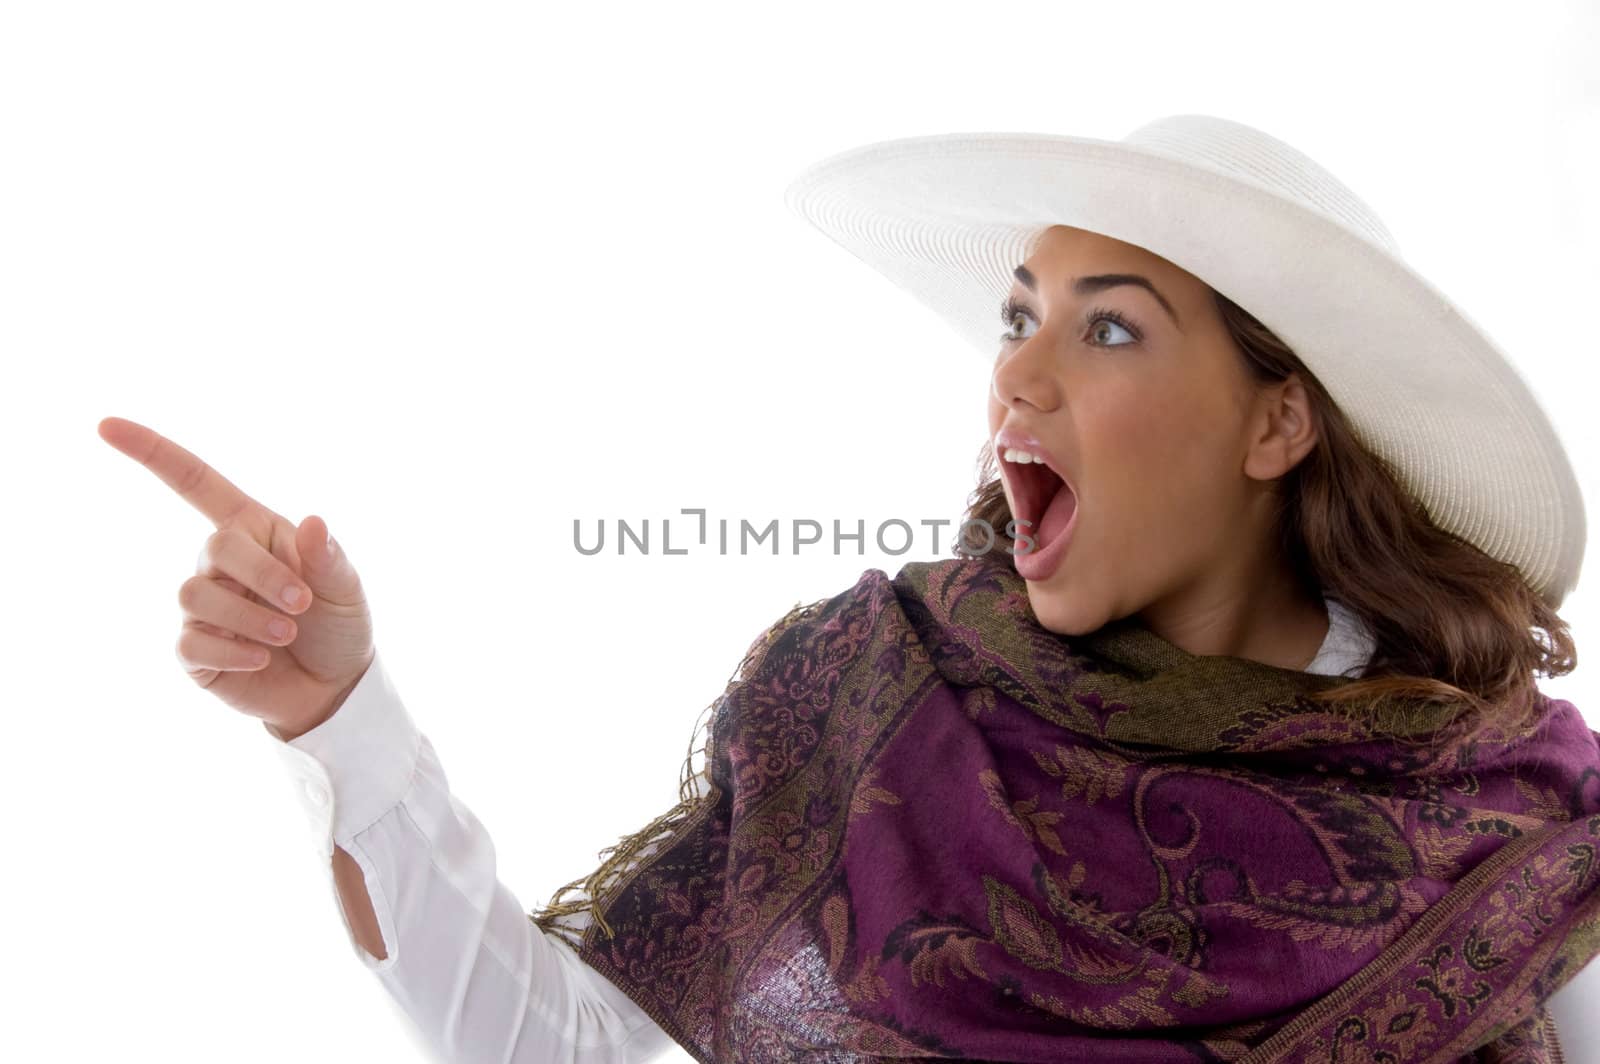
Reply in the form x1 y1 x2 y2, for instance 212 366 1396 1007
959 288 1576 738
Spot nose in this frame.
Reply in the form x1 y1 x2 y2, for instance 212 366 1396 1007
990 337 1063 414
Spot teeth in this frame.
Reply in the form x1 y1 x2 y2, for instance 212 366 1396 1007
1003 447 1045 465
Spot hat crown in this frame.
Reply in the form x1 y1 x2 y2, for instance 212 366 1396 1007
1123 114 1401 254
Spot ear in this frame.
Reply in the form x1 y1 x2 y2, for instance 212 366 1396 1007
1242 373 1319 481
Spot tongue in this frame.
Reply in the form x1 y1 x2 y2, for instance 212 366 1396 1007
1036 482 1077 549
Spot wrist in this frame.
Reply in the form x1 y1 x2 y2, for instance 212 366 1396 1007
272 655 374 742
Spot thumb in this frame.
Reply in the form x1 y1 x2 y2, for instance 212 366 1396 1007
296 514 362 603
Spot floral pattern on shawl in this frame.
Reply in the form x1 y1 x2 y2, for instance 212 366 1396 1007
530 556 1600 1063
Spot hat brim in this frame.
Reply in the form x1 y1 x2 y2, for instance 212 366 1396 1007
783 131 1585 609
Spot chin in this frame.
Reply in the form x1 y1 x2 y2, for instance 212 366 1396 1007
1021 583 1100 638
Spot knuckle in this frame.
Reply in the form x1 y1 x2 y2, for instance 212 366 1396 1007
218 525 249 557
199 529 228 571
177 574 205 611
214 574 248 598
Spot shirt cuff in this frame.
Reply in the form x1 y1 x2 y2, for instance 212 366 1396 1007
263 648 423 858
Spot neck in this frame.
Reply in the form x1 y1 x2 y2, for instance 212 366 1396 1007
1136 558 1329 672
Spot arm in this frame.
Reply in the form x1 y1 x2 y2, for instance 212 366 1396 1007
269 671 390 959
265 650 678 1064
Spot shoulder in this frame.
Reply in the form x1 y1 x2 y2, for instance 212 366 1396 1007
732 555 1016 683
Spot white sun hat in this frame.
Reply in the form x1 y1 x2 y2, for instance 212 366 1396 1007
781 114 1586 610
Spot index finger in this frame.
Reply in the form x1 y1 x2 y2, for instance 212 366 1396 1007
97 415 265 527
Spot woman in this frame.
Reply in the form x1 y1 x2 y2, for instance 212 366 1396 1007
101 115 1600 1061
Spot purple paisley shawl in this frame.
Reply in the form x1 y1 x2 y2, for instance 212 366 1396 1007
529 557 1600 1062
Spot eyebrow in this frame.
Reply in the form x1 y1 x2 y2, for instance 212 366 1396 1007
1012 264 1181 329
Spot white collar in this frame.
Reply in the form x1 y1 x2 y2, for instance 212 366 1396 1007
1303 597 1377 678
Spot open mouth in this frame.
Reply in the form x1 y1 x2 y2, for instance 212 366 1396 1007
1000 448 1078 554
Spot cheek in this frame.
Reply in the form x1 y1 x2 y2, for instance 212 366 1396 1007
1109 368 1229 455
1077 382 1169 479
1079 384 1230 521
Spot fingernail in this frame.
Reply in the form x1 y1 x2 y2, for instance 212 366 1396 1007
281 585 304 608
325 533 337 558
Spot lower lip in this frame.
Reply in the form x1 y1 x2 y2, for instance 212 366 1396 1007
1012 492 1078 582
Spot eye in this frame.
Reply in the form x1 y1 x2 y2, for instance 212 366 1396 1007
998 297 1143 348
1084 305 1141 347
999 296 1037 344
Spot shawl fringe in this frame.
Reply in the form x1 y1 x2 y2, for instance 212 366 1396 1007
527 593 833 948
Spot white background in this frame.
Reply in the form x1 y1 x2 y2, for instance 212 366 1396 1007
4 1 1597 1060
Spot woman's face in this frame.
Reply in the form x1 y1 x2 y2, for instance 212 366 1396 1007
986 224 1320 648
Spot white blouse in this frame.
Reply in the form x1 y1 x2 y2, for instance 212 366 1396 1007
265 595 1599 1062
266 646 679 1063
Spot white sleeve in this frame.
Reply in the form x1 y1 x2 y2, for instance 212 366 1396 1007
263 649 678 1064
1546 952 1600 1062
